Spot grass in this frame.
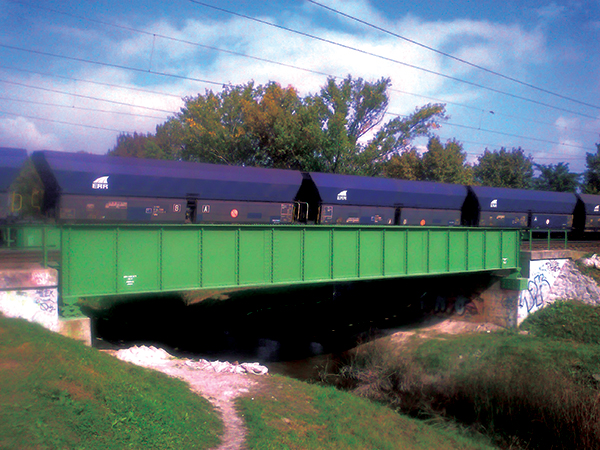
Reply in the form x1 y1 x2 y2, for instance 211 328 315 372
0 314 222 450
1 313 497 450
324 301 600 449
520 299 600 344
238 374 496 450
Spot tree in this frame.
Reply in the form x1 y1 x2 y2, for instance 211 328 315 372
305 75 392 174
362 103 447 175
107 76 448 176
582 144 600 194
473 147 534 188
534 162 580 192
108 132 165 159
181 83 258 166
383 137 473 184
421 137 473 184
383 149 423 180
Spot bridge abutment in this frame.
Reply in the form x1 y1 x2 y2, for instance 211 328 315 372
0 263 91 345
515 249 598 325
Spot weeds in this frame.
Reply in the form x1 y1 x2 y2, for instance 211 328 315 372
322 307 600 450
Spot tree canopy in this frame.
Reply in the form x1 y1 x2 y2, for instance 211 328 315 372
109 76 447 176
534 162 580 192
383 137 472 184
473 147 534 189
108 76 592 192
583 144 600 194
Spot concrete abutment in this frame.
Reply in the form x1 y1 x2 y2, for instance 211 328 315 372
0 264 91 345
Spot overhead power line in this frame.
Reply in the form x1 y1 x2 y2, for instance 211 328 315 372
0 64 184 99
0 109 136 133
0 77 178 114
0 43 226 89
0 95 169 120
10 1 333 80
9 0 598 142
306 0 600 111
187 1 599 121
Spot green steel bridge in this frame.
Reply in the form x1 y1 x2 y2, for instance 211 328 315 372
1 224 527 318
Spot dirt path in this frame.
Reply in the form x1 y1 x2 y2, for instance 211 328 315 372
108 346 268 450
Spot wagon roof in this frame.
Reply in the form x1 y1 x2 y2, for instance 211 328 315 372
471 185 578 214
0 147 28 192
308 172 468 209
576 193 600 215
31 151 304 202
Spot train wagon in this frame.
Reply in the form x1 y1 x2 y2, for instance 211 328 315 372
31 151 305 224
469 185 578 229
306 172 469 226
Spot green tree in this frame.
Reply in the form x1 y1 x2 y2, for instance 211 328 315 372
305 75 391 174
421 137 473 184
534 162 580 192
473 147 534 188
108 76 448 176
108 132 164 159
362 104 447 176
583 144 600 194
181 83 258 165
383 149 424 180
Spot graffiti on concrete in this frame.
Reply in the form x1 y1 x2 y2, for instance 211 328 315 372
33 289 57 314
520 274 551 313
517 259 567 324
0 288 59 332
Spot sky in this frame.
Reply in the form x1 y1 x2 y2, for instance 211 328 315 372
0 0 598 173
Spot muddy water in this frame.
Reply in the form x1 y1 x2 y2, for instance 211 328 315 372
90 276 484 380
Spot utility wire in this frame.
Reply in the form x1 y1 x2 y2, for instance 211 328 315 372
9 1 598 139
0 64 183 99
0 43 226 89
0 95 169 120
307 0 600 111
10 1 333 79
0 109 135 133
0 77 178 114
187 1 599 121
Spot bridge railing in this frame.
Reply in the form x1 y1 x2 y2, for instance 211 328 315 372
0 224 60 267
522 229 569 251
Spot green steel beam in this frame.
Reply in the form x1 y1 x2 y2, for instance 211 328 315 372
58 224 522 318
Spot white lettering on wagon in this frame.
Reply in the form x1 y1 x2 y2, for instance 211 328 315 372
337 190 348 201
123 275 137 286
92 176 109 190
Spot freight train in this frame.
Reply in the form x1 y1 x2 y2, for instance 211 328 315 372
2 148 600 233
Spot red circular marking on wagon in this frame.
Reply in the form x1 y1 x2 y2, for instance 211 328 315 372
231 209 239 218
420 219 426 226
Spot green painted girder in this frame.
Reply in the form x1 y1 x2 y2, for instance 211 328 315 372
59 224 521 317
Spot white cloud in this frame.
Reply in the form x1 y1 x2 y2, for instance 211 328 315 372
0 117 62 150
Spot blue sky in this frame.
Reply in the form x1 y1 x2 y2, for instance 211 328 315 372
0 0 598 173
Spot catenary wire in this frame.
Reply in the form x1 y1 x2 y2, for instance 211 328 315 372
6 1 598 141
306 0 600 111
187 0 599 121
